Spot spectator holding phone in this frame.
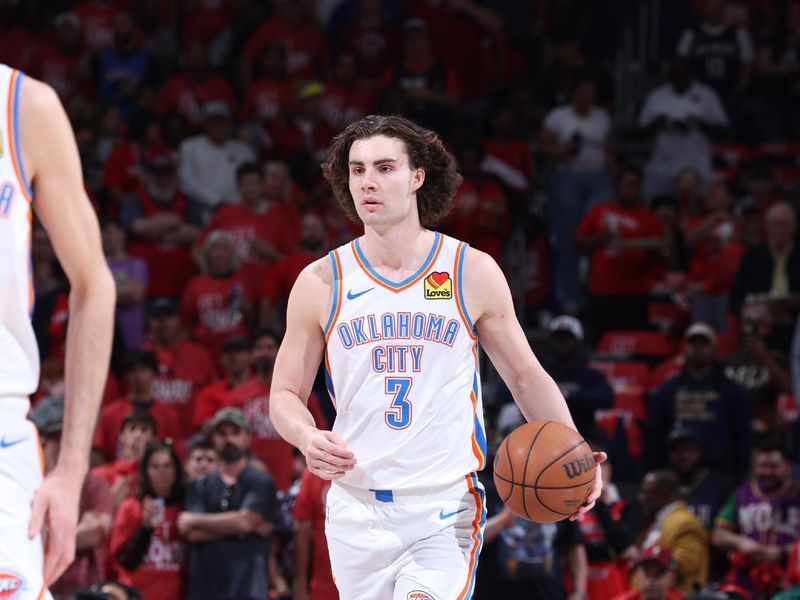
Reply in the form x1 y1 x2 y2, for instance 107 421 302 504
110 441 186 600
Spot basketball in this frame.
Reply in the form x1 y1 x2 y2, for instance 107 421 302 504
493 420 596 522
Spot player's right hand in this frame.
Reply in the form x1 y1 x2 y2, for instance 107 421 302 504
304 429 356 480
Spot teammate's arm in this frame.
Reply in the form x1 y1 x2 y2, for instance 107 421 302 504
270 260 356 479
20 77 116 583
463 248 605 514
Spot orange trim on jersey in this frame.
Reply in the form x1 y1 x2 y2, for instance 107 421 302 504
27 207 33 314
453 242 477 340
36 582 46 600
456 475 484 600
323 249 344 344
349 233 444 293
7 69 31 205
469 388 485 469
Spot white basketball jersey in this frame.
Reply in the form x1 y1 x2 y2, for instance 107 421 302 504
324 232 487 490
0 65 38 399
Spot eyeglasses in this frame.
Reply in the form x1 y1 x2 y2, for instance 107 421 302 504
221 484 235 510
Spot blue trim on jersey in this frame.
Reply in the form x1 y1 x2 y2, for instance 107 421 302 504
323 251 340 336
456 243 475 332
12 72 33 198
369 488 394 503
354 231 440 288
472 374 487 462
465 472 486 600
324 360 335 401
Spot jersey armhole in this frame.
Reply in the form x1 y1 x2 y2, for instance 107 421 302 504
8 69 33 202
323 249 343 342
453 242 477 339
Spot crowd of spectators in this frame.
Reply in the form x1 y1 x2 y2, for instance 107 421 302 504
6 0 800 598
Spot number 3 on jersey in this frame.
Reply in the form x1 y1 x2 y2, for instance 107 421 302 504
384 377 412 429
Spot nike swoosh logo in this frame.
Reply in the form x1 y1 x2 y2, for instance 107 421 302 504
438 508 468 520
347 287 374 300
0 436 27 448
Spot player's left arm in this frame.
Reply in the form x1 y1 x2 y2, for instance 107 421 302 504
464 248 605 514
20 76 116 583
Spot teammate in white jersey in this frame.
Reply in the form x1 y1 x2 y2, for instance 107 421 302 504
270 115 605 599
0 66 115 599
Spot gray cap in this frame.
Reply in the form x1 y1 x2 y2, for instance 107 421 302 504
203 100 231 120
29 396 64 435
549 315 584 341
211 407 249 431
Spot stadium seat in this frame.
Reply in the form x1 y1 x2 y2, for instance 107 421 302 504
778 394 798 425
649 355 684 388
597 330 676 360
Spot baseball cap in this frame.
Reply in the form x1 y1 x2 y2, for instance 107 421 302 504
549 315 584 341
28 396 64 436
54 11 80 29
222 335 251 353
203 100 231 120
685 322 717 345
297 81 325 102
667 426 700 447
211 407 250 431
402 18 429 32
149 297 179 317
639 544 674 571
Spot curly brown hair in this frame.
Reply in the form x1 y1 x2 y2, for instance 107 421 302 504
321 115 462 228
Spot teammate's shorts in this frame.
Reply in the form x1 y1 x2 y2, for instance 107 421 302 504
0 397 52 600
326 473 486 600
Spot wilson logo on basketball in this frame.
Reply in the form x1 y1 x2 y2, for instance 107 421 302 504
562 454 595 479
424 271 452 300
0 571 23 599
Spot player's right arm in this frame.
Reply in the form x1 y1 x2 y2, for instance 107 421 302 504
270 258 355 479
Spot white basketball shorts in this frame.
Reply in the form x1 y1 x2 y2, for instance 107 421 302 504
0 398 52 600
325 473 486 600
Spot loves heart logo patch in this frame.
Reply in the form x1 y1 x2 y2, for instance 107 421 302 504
424 271 452 300
0 572 24 599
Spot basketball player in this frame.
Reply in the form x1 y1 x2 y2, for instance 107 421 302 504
270 115 605 599
0 66 115 598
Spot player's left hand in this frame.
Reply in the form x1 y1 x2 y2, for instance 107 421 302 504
28 468 82 584
569 452 607 521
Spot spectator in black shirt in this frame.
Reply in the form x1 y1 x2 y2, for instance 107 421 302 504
178 407 278 600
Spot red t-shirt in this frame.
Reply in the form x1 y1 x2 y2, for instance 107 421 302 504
242 18 329 80
336 22 399 80
73 1 122 51
93 398 181 461
148 341 214 439
200 204 277 265
34 41 82 101
576 201 665 296
318 81 375 131
293 470 338 600
260 250 317 305
192 378 243 430
180 0 236 43
240 78 293 123
91 458 138 502
225 377 295 491
110 498 184 600
156 73 237 127
444 178 509 261
180 273 255 361
51 475 114 597
268 118 337 163
481 138 534 192
263 201 303 254
686 216 745 294
613 590 684 600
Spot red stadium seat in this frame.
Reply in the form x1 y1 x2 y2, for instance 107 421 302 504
649 355 684 388
597 330 676 360
648 301 690 336
595 409 643 461
588 360 650 396
778 394 798 425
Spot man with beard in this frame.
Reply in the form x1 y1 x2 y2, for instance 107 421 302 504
712 442 800 594
179 407 278 600
224 330 327 490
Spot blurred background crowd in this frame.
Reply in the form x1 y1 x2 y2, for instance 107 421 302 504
5 0 800 598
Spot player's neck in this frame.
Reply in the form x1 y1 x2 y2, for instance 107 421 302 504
361 223 434 271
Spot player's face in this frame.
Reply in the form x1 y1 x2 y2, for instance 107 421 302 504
147 449 176 498
754 451 790 492
348 135 424 230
